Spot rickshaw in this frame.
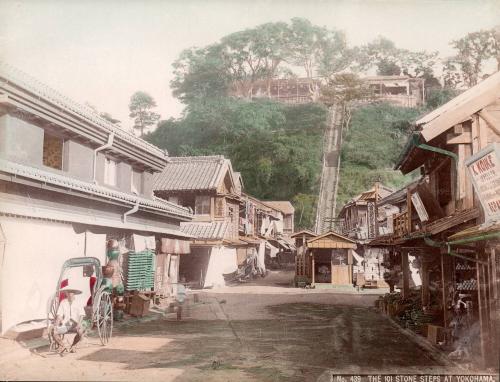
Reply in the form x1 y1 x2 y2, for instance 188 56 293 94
47 257 113 350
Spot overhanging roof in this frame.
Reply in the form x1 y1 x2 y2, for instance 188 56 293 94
418 71 500 142
395 71 500 173
154 156 236 193
262 201 295 215
290 229 317 238
0 158 193 220
307 230 356 249
180 220 229 240
448 221 500 242
0 199 192 238
0 62 168 170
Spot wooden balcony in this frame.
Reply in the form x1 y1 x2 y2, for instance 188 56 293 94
393 211 410 238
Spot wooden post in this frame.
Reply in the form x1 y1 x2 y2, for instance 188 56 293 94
311 253 315 286
406 189 412 235
331 250 334 285
421 258 430 307
440 251 453 328
489 247 499 367
402 250 410 299
476 251 491 367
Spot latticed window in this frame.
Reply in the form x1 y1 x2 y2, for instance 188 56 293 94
43 132 63 170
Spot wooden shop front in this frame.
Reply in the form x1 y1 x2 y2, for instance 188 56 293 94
306 231 357 286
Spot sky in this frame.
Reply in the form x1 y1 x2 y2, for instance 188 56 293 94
1 0 499 132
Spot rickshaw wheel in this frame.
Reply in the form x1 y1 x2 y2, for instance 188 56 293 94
47 294 63 351
95 291 113 345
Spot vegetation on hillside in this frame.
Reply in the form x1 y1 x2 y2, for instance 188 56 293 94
146 99 327 229
336 86 459 211
336 103 422 210
143 18 495 231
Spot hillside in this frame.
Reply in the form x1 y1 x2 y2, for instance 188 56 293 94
336 103 422 210
146 98 327 230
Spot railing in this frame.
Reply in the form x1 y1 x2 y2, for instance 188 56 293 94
354 94 419 108
379 94 418 107
393 211 409 238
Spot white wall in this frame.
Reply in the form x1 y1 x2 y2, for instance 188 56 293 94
0 217 85 334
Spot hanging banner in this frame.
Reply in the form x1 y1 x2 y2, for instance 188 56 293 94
367 202 376 238
160 238 191 254
465 143 500 223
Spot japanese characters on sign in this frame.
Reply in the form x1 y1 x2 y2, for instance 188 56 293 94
465 143 500 223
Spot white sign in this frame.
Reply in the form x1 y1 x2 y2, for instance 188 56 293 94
465 143 500 222
411 192 429 222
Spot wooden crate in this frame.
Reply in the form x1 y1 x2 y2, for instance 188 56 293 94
129 294 150 317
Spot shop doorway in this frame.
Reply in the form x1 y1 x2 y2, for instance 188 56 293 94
179 247 210 289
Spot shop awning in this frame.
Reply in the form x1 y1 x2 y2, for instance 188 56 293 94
447 221 500 244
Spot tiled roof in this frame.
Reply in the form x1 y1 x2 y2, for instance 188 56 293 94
0 62 167 160
0 159 192 220
154 156 230 192
263 201 295 215
180 221 229 240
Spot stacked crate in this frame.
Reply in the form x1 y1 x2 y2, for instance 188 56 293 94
123 250 155 291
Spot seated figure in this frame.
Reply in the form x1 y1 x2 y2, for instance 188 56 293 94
51 286 85 355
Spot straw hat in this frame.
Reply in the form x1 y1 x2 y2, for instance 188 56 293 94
59 286 82 295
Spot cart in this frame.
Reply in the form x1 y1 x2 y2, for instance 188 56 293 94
47 257 113 350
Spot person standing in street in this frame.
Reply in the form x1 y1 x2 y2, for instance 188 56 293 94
176 277 187 320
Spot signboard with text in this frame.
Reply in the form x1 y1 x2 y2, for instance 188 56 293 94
465 143 500 223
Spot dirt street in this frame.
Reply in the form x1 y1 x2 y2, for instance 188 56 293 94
0 272 461 381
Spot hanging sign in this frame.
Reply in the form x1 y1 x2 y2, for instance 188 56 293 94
367 202 376 238
411 192 429 222
465 143 500 223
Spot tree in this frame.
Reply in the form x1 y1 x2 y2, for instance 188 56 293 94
171 19 356 103
171 44 231 103
445 28 500 88
359 36 438 79
287 18 351 80
146 98 327 229
320 73 374 106
128 91 161 136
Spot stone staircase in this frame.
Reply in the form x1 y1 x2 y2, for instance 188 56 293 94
314 105 344 234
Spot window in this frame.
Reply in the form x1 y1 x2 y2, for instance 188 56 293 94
131 169 143 194
43 132 64 170
104 157 117 186
195 195 211 215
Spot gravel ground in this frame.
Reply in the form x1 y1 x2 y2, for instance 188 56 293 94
0 271 471 381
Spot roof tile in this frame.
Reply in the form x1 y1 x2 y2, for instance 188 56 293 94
154 156 229 192
0 158 192 219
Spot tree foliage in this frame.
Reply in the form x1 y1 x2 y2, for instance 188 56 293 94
129 91 161 136
337 103 421 210
146 98 327 229
359 36 439 80
444 27 500 88
171 18 356 104
156 19 500 230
